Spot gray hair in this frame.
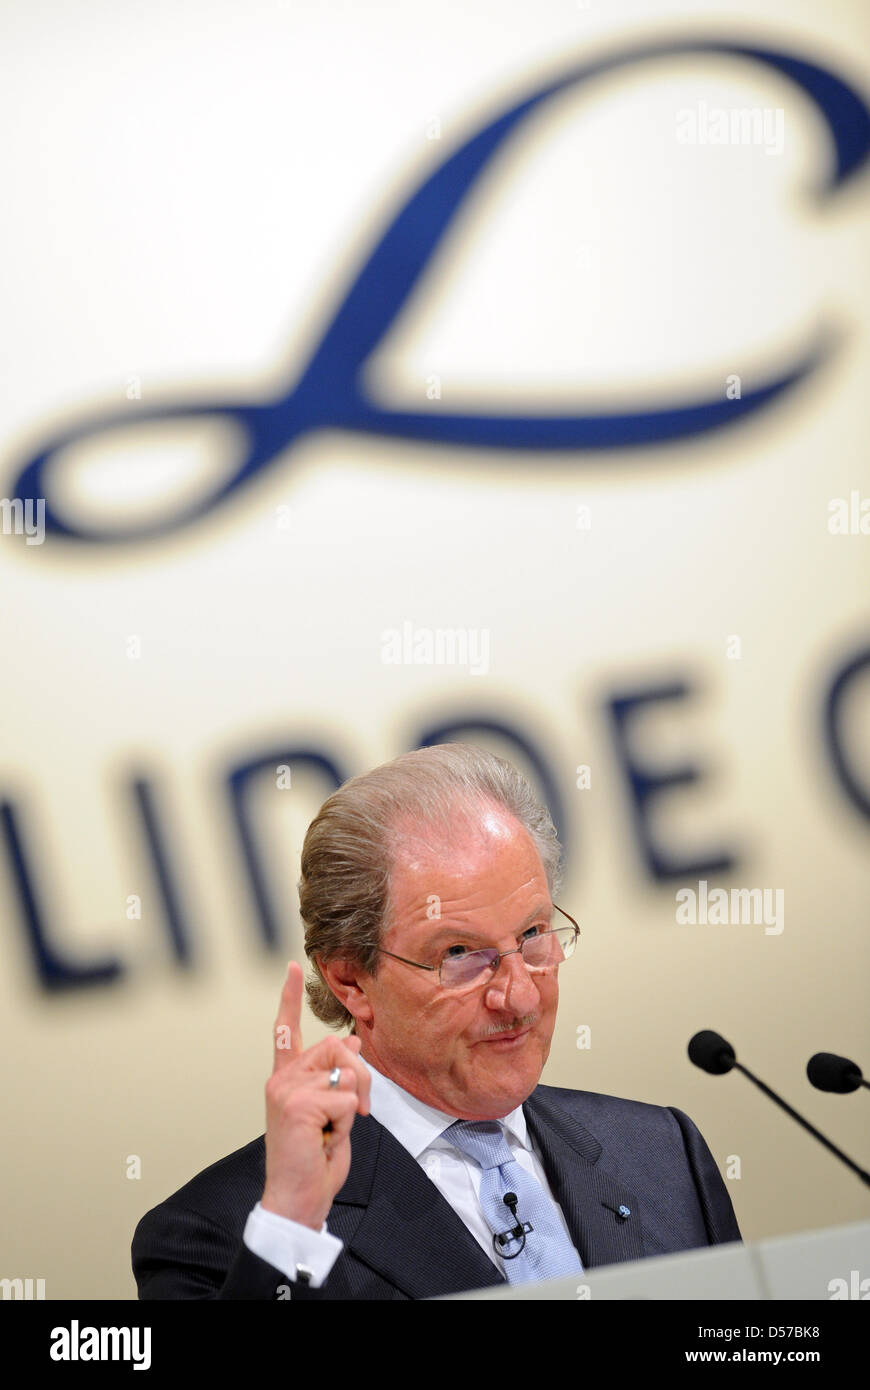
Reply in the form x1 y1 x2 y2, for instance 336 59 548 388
300 743 563 1030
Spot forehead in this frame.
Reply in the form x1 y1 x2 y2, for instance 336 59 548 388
384 803 550 945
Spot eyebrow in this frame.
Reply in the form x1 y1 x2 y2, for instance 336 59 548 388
422 902 553 949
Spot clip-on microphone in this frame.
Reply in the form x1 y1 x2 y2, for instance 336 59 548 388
493 1191 533 1259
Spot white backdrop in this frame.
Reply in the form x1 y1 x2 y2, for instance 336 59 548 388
1 0 868 1298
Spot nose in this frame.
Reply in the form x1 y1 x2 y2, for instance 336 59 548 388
483 946 540 1016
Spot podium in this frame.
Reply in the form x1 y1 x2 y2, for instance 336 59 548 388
436 1218 870 1299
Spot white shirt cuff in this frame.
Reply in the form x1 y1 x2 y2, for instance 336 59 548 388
243 1202 344 1289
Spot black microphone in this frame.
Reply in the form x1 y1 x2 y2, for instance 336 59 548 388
688 1030 870 1188
492 1191 533 1259
689 1029 736 1074
807 1052 868 1095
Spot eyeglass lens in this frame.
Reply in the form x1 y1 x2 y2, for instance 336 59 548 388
440 926 576 987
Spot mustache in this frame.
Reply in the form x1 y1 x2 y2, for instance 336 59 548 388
479 1013 538 1039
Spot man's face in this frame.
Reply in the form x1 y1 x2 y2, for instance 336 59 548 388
328 804 560 1119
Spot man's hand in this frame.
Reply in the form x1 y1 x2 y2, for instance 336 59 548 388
261 961 371 1231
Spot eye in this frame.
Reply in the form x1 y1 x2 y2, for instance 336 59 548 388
521 925 543 940
444 944 469 958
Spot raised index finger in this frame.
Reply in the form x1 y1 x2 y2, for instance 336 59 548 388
272 961 305 1071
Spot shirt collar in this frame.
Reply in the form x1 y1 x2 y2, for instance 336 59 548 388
363 1056 530 1160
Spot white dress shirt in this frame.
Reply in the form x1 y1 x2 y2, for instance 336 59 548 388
243 1057 578 1289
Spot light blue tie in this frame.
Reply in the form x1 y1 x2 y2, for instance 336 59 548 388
445 1119 584 1284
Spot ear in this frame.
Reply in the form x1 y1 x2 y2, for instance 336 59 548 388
317 955 375 1029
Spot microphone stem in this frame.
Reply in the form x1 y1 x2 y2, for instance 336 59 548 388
735 1062 870 1186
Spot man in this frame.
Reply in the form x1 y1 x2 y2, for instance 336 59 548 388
132 744 740 1299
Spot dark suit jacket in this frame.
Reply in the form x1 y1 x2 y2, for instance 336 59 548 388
132 1083 740 1299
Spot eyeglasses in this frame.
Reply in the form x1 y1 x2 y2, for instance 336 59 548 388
377 904 580 990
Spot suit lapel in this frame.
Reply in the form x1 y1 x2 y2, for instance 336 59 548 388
331 1113 506 1299
523 1088 646 1270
